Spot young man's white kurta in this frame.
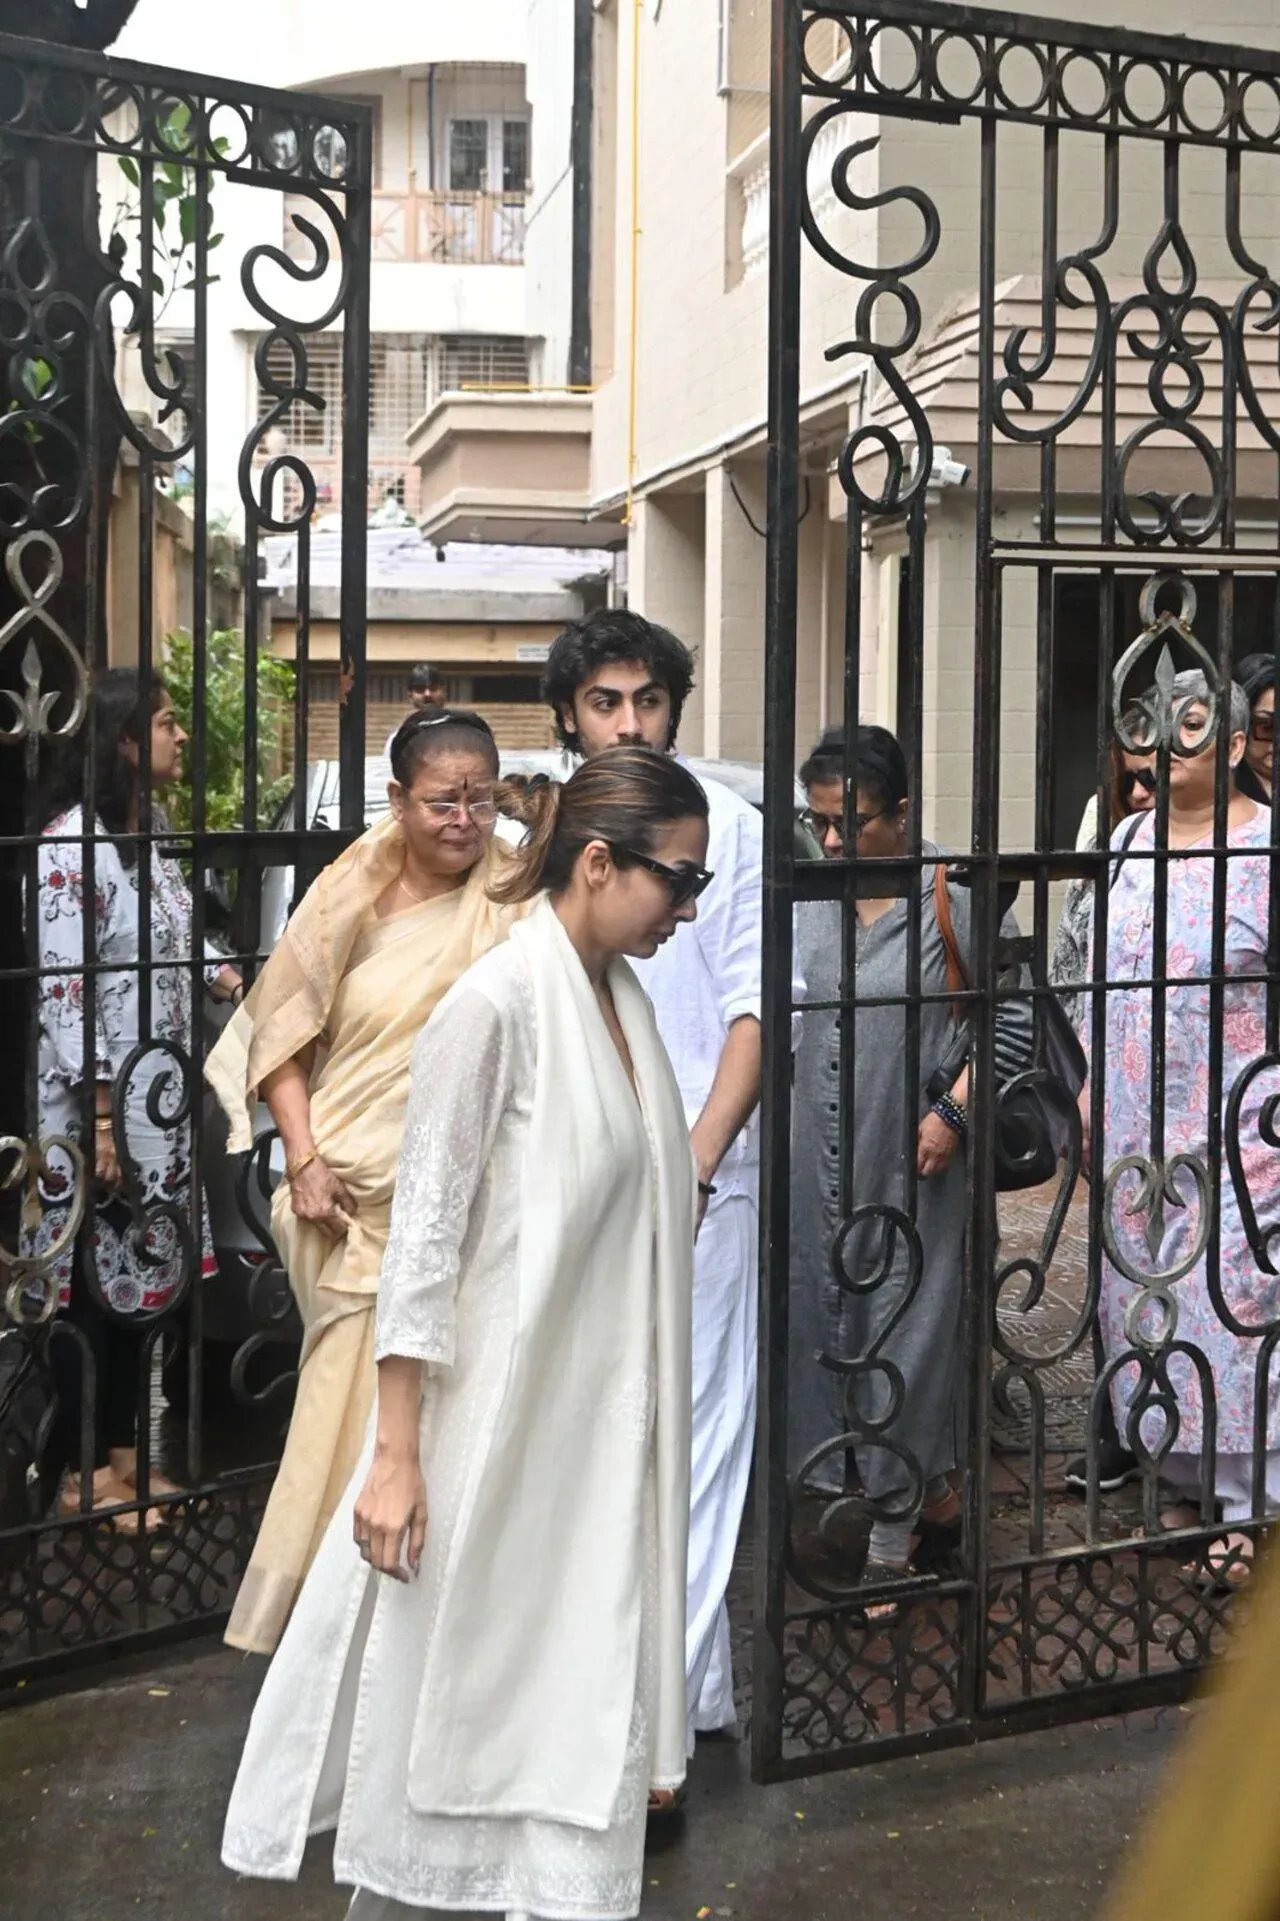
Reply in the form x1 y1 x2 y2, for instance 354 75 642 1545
222 902 694 1920
629 771 771 1734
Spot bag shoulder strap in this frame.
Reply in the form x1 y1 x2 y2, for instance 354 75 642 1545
1109 811 1145 890
933 862 968 1019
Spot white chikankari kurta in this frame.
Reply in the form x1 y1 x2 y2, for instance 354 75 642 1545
223 902 694 1920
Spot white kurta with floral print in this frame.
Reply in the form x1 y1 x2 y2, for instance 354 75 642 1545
1097 805 1280 1458
32 805 220 1313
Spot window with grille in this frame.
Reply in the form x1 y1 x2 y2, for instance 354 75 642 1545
255 334 437 455
254 332 531 506
447 115 529 194
449 119 489 191
502 120 529 192
436 335 529 395
255 333 343 451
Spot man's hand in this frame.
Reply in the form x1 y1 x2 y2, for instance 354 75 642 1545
688 1014 761 1239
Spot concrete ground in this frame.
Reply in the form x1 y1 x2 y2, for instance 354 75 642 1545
0 1640 1185 1921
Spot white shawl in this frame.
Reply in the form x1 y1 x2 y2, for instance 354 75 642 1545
405 899 694 1826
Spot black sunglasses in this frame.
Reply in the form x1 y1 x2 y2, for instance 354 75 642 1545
1122 767 1156 800
611 845 714 908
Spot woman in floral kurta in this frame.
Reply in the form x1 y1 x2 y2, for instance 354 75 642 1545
33 669 239 1526
1091 671 1280 1576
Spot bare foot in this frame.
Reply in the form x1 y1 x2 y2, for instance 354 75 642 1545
58 1469 143 1534
109 1447 184 1504
1187 1531 1254 1591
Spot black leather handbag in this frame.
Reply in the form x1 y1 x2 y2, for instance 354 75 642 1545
933 864 1086 1192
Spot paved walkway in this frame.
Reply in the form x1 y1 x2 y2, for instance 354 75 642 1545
1 1640 1183 1921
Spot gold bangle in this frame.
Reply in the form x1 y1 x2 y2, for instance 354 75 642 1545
286 1149 318 1182
94 1115 113 1131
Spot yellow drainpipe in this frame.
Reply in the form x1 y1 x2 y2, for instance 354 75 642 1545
624 0 642 526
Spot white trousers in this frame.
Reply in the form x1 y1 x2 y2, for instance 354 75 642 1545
1162 1449 1280 1524
347 1900 532 1920
684 1190 757 1734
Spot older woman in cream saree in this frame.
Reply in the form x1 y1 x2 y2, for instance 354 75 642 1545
208 711 527 1654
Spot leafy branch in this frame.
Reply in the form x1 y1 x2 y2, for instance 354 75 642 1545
108 101 226 325
164 627 297 839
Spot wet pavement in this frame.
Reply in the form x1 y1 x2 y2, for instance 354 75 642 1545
0 1638 1185 1921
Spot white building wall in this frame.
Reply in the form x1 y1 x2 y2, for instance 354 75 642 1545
597 0 1280 800
111 2 568 527
113 1 529 93
525 0 578 388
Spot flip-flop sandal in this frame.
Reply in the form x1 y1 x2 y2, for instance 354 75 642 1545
858 1558 922 1622
647 1785 687 1815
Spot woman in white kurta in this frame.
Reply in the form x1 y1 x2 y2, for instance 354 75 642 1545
31 669 240 1527
223 745 711 1920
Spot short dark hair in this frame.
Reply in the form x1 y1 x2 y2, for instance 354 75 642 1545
409 661 444 693
1236 653 1276 704
799 722 909 813
542 609 695 753
389 708 499 786
798 724 845 790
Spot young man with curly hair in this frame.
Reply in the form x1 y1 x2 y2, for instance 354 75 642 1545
543 608 786 1740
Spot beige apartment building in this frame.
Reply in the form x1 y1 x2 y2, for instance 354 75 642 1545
412 0 1280 847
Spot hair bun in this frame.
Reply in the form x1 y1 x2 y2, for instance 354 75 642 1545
494 772 562 830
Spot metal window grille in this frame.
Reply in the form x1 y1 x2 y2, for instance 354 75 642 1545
502 120 530 193
436 334 529 395
449 119 489 192
255 333 528 499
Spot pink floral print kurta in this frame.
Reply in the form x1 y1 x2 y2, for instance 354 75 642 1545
1096 804 1280 1458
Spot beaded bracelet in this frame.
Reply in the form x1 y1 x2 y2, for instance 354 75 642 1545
933 1091 968 1137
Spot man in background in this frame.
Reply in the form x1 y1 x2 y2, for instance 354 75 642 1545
542 608 790 1741
385 662 446 756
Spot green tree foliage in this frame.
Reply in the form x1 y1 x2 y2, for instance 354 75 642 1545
164 628 296 832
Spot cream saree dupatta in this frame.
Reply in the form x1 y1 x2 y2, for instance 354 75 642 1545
206 822 525 1653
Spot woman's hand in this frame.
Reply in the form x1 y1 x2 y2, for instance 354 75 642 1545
93 1117 121 1190
1078 1084 1092 1180
288 1155 357 1236
211 966 243 1004
353 1447 427 1580
917 1108 961 1179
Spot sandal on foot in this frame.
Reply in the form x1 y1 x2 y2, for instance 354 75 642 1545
858 1558 917 1622
1187 1532 1254 1593
647 1785 686 1815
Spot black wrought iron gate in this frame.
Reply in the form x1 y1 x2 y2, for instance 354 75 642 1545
0 32 369 1687
758 1 1280 1777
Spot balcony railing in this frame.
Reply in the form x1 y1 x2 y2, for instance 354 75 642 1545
284 189 526 267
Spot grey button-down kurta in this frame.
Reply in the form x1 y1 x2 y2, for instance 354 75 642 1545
788 865 1031 1516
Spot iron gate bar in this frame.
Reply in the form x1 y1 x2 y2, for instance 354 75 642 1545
0 29 371 1687
801 0 1280 140
757 0 1280 1783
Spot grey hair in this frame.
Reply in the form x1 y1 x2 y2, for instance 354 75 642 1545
1170 668 1249 740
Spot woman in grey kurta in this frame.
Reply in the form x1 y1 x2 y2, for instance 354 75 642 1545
789 726 1031 1582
